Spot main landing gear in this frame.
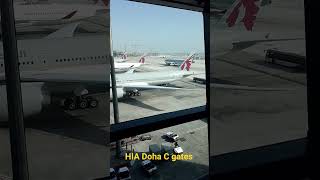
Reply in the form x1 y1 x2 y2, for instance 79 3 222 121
63 95 99 111
127 91 141 97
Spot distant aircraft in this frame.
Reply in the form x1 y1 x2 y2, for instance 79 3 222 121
110 51 287 100
114 52 128 63
164 53 195 66
110 53 196 99
114 54 148 73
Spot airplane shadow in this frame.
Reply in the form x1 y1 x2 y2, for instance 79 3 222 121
119 97 163 112
251 60 306 74
23 106 109 146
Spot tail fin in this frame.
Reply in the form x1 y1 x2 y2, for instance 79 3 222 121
179 53 195 71
138 53 148 64
92 0 109 6
121 52 127 60
217 0 272 31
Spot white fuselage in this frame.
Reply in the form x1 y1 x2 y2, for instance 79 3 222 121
114 62 142 73
0 34 109 73
115 71 191 87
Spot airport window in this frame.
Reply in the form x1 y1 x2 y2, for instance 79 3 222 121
2 1 112 179
110 0 205 123
110 0 207 179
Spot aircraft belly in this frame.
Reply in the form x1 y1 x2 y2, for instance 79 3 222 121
147 79 177 85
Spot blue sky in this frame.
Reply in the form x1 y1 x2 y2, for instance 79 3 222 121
110 0 204 54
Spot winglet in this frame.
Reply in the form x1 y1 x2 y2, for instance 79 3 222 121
61 10 77 20
44 22 79 39
125 68 135 74
179 53 195 71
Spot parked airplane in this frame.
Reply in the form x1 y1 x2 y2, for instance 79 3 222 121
114 52 128 63
114 54 147 73
164 53 195 66
110 51 289 100
110 53 196 100
0 22 109 119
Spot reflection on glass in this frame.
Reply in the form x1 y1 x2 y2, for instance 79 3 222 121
210 0 307 156
7 0 111 179
110 119 208 180
110 0 206 124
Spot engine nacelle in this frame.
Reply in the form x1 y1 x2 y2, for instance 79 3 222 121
110 88 125 100
0 83 50 121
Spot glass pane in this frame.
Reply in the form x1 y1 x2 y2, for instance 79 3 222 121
0 11 13 180
110 0 206 124
210 0 307 156
110 119 208 179
13 0 111 179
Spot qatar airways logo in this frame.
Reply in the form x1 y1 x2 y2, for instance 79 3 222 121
226 0 260 31
180 56 193 71
139 57 145 63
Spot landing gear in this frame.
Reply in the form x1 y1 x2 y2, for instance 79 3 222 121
64 98 77 111
62 95 98 110
86 96 99 108
127 91 141 97
79 99 88 109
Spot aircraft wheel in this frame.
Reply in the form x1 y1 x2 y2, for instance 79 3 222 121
89 99 99 108
64 98 76 111
137 92 141 96
79 99 88 109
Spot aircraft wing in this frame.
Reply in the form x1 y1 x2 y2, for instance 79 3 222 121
120 84 181 91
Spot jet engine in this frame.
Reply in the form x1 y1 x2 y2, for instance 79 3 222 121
0 83 50 121
110 88 125 100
